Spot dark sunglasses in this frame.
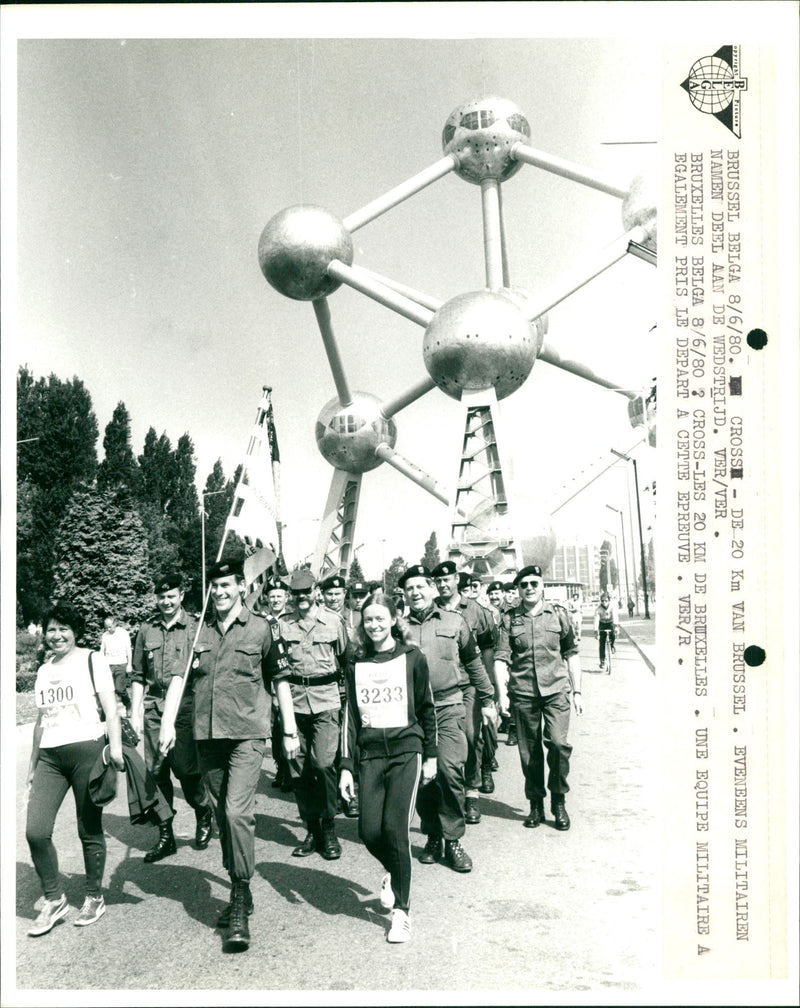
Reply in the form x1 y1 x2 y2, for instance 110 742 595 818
291 588 313 596
518 579 542 588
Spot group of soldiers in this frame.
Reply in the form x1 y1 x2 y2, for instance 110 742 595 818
126 554 583 952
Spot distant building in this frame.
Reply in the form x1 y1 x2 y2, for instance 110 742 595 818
545 540 602 600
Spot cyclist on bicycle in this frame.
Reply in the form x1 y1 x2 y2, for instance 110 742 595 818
593 593 618 672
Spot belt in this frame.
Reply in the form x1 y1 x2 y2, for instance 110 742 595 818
287 672 339 688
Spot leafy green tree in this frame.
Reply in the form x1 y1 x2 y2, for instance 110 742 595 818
51 484 152 643
97 401 140 494
383 556 408 594
16 367 99 621
421 530 441 569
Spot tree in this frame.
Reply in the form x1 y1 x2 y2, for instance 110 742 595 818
138 428 175 510
16 367 99 621
348 554 365 586
97 401 140 494
51 484 152 643
598 539 613 593
421 530 441 569
383 556 408 594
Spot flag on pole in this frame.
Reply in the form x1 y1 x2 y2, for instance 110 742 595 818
224 387 283 604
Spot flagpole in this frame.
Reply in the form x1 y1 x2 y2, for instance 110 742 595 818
158 388 280 755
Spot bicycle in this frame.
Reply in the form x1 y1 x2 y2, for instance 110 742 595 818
599 627 615 675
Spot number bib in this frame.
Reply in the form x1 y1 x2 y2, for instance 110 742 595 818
36 675 83 731
354 655 409 729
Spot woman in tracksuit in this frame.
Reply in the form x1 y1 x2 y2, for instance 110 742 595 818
339 591 437 944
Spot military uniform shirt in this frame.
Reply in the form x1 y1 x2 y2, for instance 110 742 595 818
192 607 279 740
435 595 495 652
132 607 198 714
276 605 348 715
495 602 577 699
405 606 494 708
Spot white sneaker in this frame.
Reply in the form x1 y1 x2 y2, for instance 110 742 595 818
73 895 105 927
28 894 69 936
379 872 395 910
387 908 411 943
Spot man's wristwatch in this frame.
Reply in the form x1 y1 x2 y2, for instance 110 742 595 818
284 731 298 739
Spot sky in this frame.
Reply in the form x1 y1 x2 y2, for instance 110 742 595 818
7 11 660 580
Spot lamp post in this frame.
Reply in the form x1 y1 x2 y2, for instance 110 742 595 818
610 448 650 618
201 489 227 599
606 504 631 615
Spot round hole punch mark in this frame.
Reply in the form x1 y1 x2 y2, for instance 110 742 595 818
746 328 768 350
743 645 766 667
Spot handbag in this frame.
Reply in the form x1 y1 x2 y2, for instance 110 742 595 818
87 652 140 746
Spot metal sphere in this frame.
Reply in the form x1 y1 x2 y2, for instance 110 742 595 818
422 289 541 401
258 205 353 301
520 530 558 572
442 97 530 185
622 170 657 252
315 392 397 474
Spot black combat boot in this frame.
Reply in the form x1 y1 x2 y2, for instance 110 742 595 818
143 820 177 863
320 822 342 860
218 881 254 927
524 800 545 828
195 807 214 849
292 821 321 857
224 880 251 951
551 796 571 831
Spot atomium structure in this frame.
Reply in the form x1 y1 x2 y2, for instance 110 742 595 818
258 96 657 580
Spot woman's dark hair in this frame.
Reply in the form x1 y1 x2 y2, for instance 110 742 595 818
41 600 85 642
354 590 412 657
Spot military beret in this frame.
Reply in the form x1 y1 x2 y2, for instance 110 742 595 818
397 564 431 588
488 581 504 592
321 574 346 591
502 582 516 591
207 558 244 581
514 565 544 586
347 581 369 595
458 572 471 590
431 560 458 579
154 572 182 593
289 568 316 591
264 579 287 593
469 574 483 586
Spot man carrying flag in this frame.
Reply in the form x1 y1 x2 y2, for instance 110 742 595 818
158 556 298 953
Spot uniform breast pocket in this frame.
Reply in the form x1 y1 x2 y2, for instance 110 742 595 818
144 637 163 667
510 630 528 654
234 646 261 677
192 646 211 677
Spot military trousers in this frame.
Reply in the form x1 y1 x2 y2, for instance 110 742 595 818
513 691 572 801
290 708 340 828
198 737 266 881
143 701 211 819
415 701 467 841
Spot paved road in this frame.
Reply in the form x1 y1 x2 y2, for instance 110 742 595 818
12 630 658 998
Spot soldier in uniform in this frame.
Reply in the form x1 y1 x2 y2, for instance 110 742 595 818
321 573 360 819
158 558 298 952
277 569 349 860
344 581 370 640
431 561 497 817
320 574 347 620
260 579 293 792
401 564 497 873
494 565 584 831
130 573 214 863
